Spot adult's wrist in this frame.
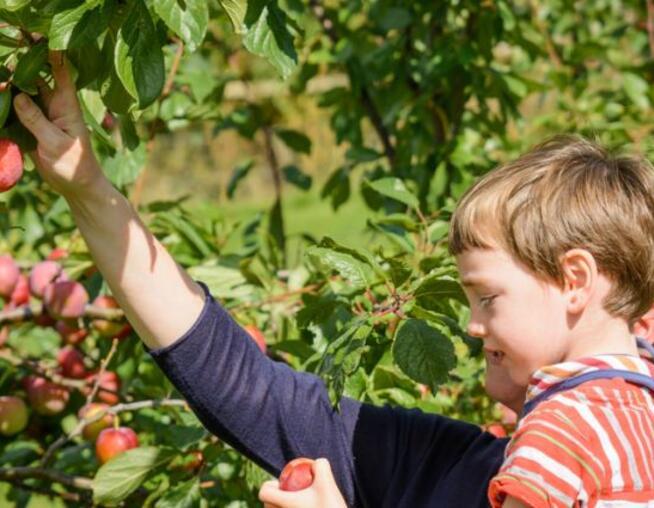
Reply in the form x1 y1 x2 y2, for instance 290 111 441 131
64 172 118 218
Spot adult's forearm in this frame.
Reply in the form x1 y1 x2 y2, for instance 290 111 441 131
65 177 205 349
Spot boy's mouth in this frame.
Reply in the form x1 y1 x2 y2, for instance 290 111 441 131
484 348 505 365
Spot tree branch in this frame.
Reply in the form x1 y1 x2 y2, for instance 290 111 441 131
0 467 93 491
308 1 396 167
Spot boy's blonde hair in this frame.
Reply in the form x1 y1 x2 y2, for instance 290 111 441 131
448 134 654 326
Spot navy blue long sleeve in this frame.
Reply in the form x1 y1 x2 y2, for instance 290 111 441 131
147 282 509 507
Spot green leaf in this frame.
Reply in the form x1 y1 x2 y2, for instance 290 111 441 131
114 0 165 108
218 0 247 34
321 167 350 210
365 178 419 209
392 319 456 391
623 73 650 110
93 447 176 505
306 246 375 290
0 88 11 128
153 0 208 51
155 477 201 508
48 0 106 50
0 0 30 11
13 41 47 94
219 0 297 79
282 164 312 190
412 275 467 310
227 159 254 199
275 128 311 154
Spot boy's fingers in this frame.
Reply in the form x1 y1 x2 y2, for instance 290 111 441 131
313 458 336 486
258 481 298 507
49 50 73 89
13 94 64 146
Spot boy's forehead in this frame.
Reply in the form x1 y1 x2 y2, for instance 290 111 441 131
456 247 514 285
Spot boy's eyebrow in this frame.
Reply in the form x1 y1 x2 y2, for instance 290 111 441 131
461 278 490 287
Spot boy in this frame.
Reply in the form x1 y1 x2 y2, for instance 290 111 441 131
261 136 654 507
14 53 654 507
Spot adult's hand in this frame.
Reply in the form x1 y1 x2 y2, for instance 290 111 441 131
259 459 348 508
13 50 106 198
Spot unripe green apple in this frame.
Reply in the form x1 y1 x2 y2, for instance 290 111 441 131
0 396 28 436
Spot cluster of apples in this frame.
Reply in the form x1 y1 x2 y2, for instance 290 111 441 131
0 250 137 464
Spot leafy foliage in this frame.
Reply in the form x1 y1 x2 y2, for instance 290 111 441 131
1 0 653 505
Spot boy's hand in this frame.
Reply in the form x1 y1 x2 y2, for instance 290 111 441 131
13 51 106 199
259 458 347 508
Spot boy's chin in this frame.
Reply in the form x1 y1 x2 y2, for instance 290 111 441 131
484 369 527 414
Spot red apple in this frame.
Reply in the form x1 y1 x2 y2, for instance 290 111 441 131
0 138 23 192
46 248 68 261
244 324 267 354
0 255 19 299
95 427 139 464
55 320 89 345
78 403 114 441
57 346 87 379
24 376 69 416
9 273 29 306
279 458 315 492
484 423 508 438
29 261 67 299
84 370 121 405
43 280 89 320
91 295 127 338
0 396 28 436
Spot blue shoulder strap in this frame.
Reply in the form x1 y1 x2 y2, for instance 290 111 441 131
521 337 654 419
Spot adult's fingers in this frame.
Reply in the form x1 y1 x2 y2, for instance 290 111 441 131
36 77 54 110
13 93 66 146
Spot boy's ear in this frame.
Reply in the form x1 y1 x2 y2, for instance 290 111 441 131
633 307 654 343
559 249 597 313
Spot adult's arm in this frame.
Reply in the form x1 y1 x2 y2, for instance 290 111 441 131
13 52 205 350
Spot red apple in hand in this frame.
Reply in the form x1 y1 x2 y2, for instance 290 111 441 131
279 457 315 491
0 396 28 436
95 427 139 464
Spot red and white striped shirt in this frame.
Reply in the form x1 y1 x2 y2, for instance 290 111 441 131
488 344 654 507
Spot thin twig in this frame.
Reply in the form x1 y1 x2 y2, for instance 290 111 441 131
0 302 125 325
308 1 396 167
0 467 93 491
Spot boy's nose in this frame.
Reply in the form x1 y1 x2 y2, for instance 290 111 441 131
466 320 487 339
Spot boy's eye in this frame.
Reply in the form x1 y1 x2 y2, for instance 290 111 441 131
479 295 496 308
